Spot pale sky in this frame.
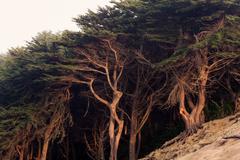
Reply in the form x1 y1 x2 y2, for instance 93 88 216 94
0 0 111 53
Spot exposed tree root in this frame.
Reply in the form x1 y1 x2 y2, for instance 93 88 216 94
161 125 202 149
229 112 240 122
223 134 240 139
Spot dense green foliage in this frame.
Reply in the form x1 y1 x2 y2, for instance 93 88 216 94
0 0 239 160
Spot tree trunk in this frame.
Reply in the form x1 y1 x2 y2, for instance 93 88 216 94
114 119 123 160
136 132 141 158
109 115 115 160
180 53 208 133
129 110 138 160
36 140 42 160
129 133 137 160
16 145 24 160
41 138 50 160
41 123 54 160
27 144 33 160
129 112 137 160
98 127 105 160
235 94 240 113
181 109 204 133
179 85 205 133
108 107 124 160
99 142 105 160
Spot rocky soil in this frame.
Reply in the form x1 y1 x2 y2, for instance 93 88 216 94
141 112 240 160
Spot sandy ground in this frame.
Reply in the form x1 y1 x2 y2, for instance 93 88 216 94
178 139 240 160
141 113 240 160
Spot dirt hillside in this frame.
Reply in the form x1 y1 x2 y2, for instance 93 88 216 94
141 112 240 160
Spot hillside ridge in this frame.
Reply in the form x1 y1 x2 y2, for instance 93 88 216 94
141 112 240 160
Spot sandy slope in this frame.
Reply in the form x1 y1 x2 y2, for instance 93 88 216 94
177 139 240 160
141 113 240 160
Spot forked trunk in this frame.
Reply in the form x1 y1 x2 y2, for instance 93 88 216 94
180 108 205 133
179 80 206 133
109 109 124 160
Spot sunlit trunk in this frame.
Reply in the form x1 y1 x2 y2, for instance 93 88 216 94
109 115 115 160
108 110 124 160
41 139 49 160
114 119 123 160
179 69 207 133
180 108 204 132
